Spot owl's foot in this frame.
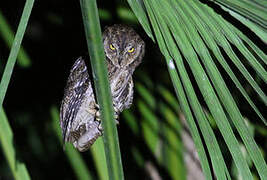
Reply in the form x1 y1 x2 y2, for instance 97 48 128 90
98 119 119 131
96 105 119 131
113 106 120 125
87 102 99 116
94 103 119 123
95 112 119 124
96 111 101 122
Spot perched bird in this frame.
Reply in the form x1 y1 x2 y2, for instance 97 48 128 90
60 24 145 151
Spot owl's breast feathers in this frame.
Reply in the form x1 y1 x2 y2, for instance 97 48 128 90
108 66 134 113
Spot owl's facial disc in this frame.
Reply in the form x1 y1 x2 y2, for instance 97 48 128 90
102 24 145 69
103 40 140 68
119 43 140 67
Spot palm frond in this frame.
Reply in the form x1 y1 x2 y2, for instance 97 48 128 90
210 0 267 42
128 0 267 179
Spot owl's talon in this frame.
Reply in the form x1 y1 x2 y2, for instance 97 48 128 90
96 116 101 122
98 119 119 132
96 111 100 117
114 113 119 120
86 108 97 116
98 123 103 131
115 119 119 125
113 105 119 113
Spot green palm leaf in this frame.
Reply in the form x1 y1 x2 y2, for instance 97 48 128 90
210 0 267 42
79 0 124 179
128 0 267 179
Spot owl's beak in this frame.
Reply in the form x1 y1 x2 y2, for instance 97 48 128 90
118 56 123 67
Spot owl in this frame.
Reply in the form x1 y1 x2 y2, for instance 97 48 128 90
60 24 145 152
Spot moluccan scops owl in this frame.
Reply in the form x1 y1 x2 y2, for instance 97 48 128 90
60 24 145 151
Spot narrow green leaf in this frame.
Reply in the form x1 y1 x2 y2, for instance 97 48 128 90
0 11 31 68
159 102 186 180
117 6 138 23
218 5 267 43
138 99 159 153
122 109 139 134
235 30 267 65
0 0 34 108
79 0 124 179
90 138 109 180
0 108 31 180
211 0 267 32
127 0 155 41
136 82 156 109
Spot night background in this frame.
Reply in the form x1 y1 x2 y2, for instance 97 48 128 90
0 0 266 179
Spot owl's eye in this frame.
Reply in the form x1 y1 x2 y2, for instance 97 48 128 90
109 44 115 50
128 47 135 53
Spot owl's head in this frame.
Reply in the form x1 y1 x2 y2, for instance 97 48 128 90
103 24 145 69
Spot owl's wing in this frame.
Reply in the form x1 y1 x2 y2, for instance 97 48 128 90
60 57 91 143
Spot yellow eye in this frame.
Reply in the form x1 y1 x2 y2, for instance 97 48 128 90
109 44 115 50
128 47 135 53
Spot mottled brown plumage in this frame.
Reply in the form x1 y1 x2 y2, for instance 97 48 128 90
60 24 145 151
